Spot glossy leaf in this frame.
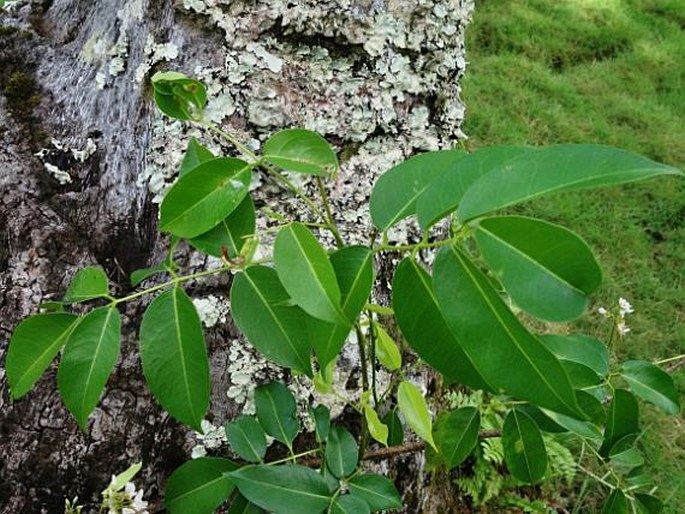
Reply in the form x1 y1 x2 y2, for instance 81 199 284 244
159 157 252 238
602 489 629 514
180 137 215 177
263 129 338 176
382 411 404 447
230 266 313 375
370 150 466 231
63 266 110 303
274 222 344 324
600 389 639 457
348 474 402 511
433 246 583 418
373 322 401 371
398 380 437 451
189 195 256 259
152 71 207 120
620 360 680 414
226 415 267 463
254 381 300 448
57 307 121 430
502 409 548 484
434 407 480 470
309 245 374 368
130 264 167 287
331 495 371 514
458 144 683 222
364 405 388 446
475 216 602 321
326 426 358 478
228 465 331 514
6 313 78 399
139 287 210 431
416 145 531 228
634 493 663 514
392 258 492 391
540 408 602 440
540 334 610 377
229 494 266 514
165 457 238 514
310 405 331 443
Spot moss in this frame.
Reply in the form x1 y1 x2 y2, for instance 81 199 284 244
1 69 46 145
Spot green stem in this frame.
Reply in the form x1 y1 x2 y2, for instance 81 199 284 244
267 448 320 466
199 121 259 162
372 237 457 254
316 176 344 247
653 353 685 366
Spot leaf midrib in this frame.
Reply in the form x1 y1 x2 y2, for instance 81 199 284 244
79 308 116 422
172 288 197 425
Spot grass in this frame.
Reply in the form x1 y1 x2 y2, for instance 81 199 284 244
461 0 685 510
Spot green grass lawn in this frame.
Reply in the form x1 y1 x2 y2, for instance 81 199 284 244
461 0 685 510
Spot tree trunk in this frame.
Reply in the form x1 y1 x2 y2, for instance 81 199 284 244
0 1 473 512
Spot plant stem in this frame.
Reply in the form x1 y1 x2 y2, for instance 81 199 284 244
267 448 320 466
316 176 344 247
653 353 685 366
372 237 457 254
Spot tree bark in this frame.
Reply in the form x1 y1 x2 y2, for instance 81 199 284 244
0 1 473 512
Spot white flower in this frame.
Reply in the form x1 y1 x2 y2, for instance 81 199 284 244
618 297 634 317
617 322 631 336
598 306 609 316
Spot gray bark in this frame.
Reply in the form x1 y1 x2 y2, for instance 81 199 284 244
0 1 473 512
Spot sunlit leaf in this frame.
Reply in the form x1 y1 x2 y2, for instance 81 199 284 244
620 360 680 414
364 405 389 447
398 380 437 451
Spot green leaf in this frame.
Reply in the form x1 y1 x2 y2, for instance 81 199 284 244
228 464 331 514
475 216 602 321
254 381 300 448
348 474 402 511
382 411 404 447
561 360 602 389
6 313 78 399
331 495 371 514
540 408 602 439
620 360 680 414
110 462 142 491
274 223 345 324
364 405 389 447
189 195 256 259
434 407 480 470
309 245 374 369
130 264 167 287
229 494 267 513
575 390 606 425
502 408 548 484
180 137 215 177
540 334 610 377
160 157 252 238
634 493 663 514
63 266 110 303
609 435 644 469
139 287 210 431
416 145 531 229
310 405 331 443
165 457 238 514
263 129 338 176
152 71 207 120
370 150 467 231
57 307 121 430
397 380 437 451
226 415 267 463
373 322 401 371
433 246 583 418
602 489 629 514
326 426 358 478
392 258 492 391
458 144 683 222
230 266 313 375
600 389 639 457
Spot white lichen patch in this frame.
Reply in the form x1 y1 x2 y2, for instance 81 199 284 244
43 163 72 185
192 295 229 328
35 137 98 185
191 419 228 459
134 36 180 84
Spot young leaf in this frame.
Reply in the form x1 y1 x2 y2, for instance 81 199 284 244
540 334 610 377
273 222 345 324
620 360 680 414
434 407 480 470
310 405 331 443
364 405 388 447
348 474 403 511
600 389 639 457
130 264 167 287
433 246 584 419
57 306 121 430
226 415 267 463
63 266 110 303
254 382 300 448
165 457 238 514
475 216 602 321
230 266 313 375
6 313 78 399
189 195 256 259
159 157 252 238
397 380 437 451
229 493 267 513
382 411 404 447
373 322 401 371
416 145 531 229
228 464 331 514
391 258 492 391
139 287 210 431
331 494 371 514
369 150 466 231
326 425 359 478
263 129 338 176
458 144 683 222
602 489 629 514
502 408 548 484
110 462 142 491
180 137 215 177
152 71 207 120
